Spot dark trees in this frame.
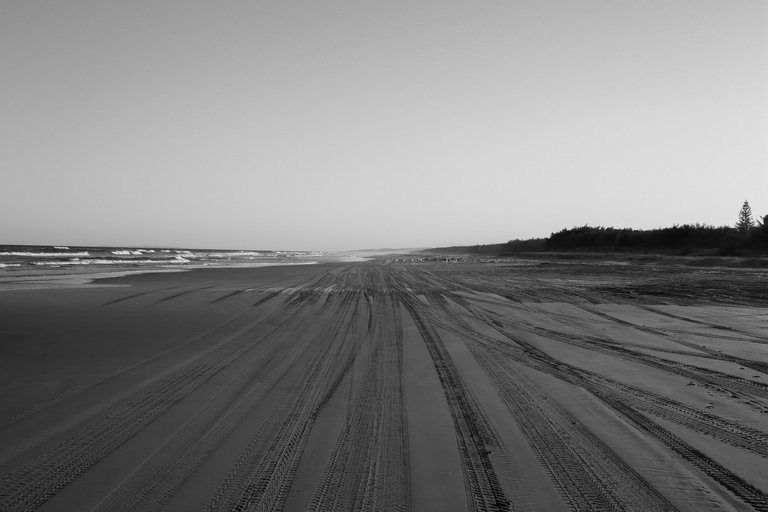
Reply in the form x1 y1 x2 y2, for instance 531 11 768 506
736 200 755 234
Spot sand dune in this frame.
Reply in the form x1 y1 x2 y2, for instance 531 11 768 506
0 259 766 511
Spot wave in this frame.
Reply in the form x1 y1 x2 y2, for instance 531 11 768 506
111 250 151 256
273 251 323 257
207 251 263 258
2 251 91 257
0 247 329 270
32 256 191 266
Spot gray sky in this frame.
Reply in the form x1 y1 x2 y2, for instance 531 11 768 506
2 1 767 250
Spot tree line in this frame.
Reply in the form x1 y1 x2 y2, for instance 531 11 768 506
427 201 768 256
539 201 768 255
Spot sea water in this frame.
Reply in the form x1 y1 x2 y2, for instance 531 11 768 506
0 245 328 270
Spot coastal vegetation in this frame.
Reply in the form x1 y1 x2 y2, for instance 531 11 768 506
430 201 768 256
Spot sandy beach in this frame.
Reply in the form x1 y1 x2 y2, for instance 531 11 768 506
1 258 767 511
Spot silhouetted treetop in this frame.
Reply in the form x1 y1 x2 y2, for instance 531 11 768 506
427 201 768 255
545 224 741 252
736 200 755 234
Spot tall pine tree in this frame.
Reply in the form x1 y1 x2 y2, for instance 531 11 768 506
736 200 755 234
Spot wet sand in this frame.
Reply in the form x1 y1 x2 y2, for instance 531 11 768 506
0 258 767 511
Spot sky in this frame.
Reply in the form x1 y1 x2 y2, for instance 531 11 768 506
2 1 767 251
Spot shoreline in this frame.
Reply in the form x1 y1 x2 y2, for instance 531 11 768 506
0 258 368 291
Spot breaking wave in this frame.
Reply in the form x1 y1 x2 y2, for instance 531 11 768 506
0 245 336 271
2 251 91 257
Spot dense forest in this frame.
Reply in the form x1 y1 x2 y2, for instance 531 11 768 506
543 223 767 254
427 201 768 256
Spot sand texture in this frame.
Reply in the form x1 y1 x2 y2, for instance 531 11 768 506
1 259 767 511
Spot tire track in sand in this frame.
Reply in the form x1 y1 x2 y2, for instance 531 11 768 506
475 302 768 400
436 292 768 510
393 275 510 512
202 289 362 512
436 295 768 461
308 289 409 512
470 346 677 512
91 296 336 512
0 290 283 444
422 289 675 512
0 292 307 512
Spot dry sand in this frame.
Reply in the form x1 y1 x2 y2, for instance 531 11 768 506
0 258 767 511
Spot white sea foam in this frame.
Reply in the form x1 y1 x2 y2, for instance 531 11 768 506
53 246 70 250
2 251 91 257
208 251 263 258
271 251 322 257
0 263 21 268
111 250 148 255
32 258 191 266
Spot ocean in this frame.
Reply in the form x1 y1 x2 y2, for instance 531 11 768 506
0 245 334 271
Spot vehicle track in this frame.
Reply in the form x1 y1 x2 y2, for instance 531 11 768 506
91 292 347 512
419 289 678 511
209 289 246 304
100 286 183 307
429 296 768 459
638 305 768 344
0 365 213 512
607 399 768 511
471 345 677 512
4 259 766 511
154 285 218 304
309 287 410 512
203 288 364 512
390 268 510 512
577 306 768 375
0 292 282 438
473 302 768 400
0 291 312 512
423 287 768 509
479 328 768 459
